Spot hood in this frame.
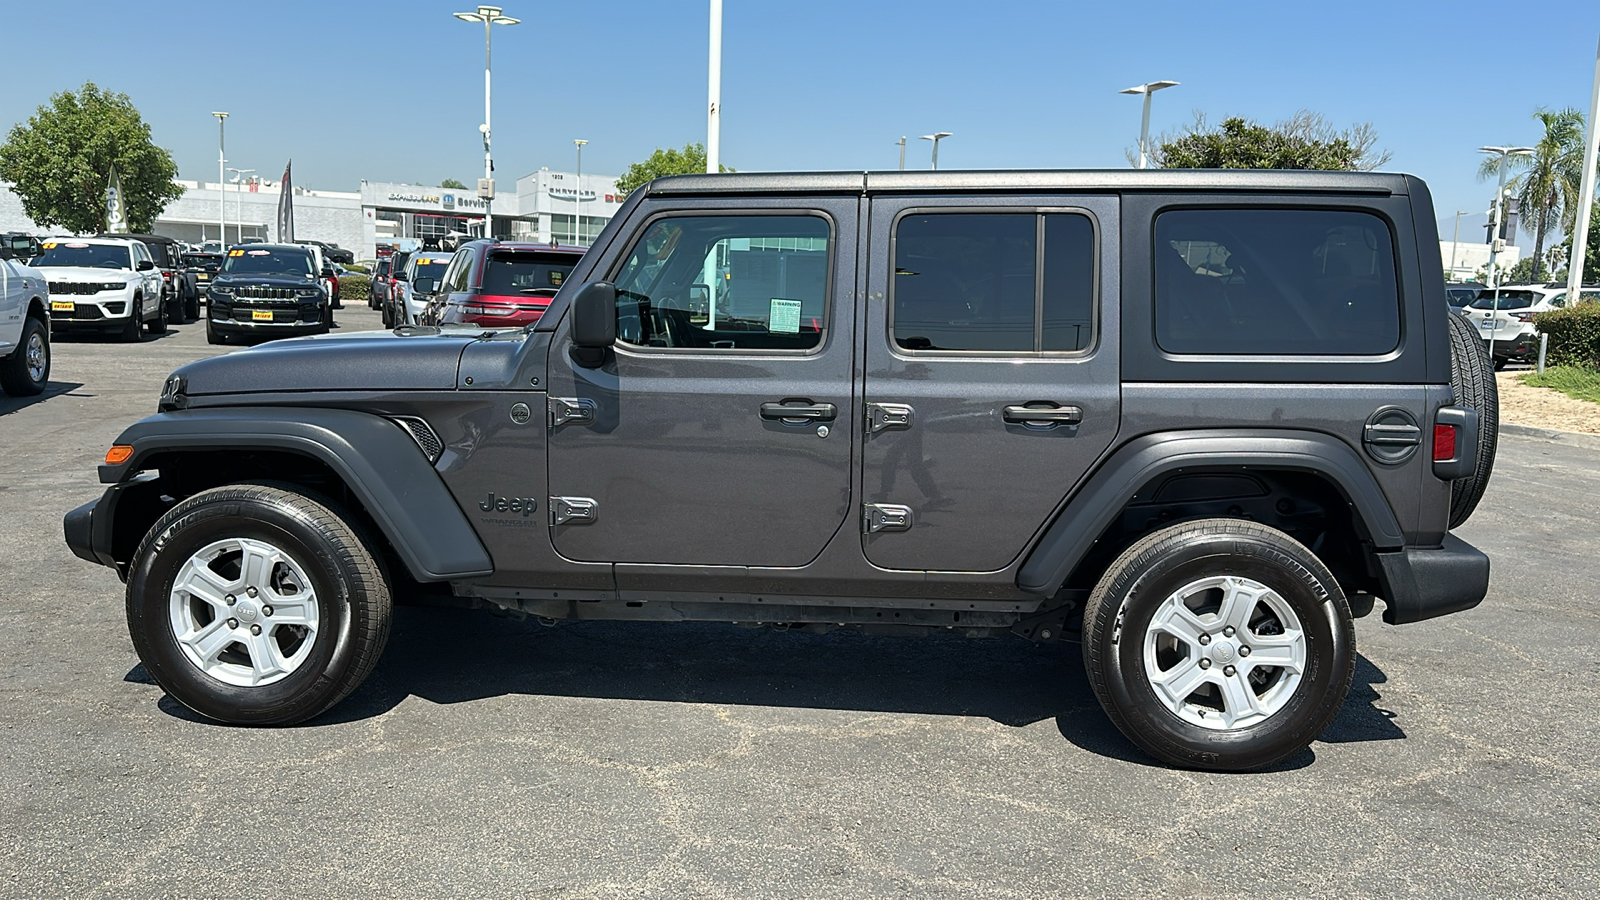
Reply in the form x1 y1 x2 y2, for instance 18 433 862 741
34 266 137 282
171 328 488 396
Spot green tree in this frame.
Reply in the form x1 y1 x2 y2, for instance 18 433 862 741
439 178 469 189
1478 108 1589 282
0 82 182 233
1504 256 1541 284
614 142 732 196
1555 201 1600 281
1151 111 1392 171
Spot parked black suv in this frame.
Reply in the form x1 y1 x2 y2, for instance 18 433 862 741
203 244 332 344
182 252 225 300
64 170 1495 771
100 233 199 324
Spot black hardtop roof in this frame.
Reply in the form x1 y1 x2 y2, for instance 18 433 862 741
643 169 1415 197
98 232 181 244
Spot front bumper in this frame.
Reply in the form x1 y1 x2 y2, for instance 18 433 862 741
1374 534 1491 624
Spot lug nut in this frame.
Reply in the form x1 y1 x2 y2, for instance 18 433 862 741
250 624 262 636
247 587 258 598
1223 665 1236 676
225 595 236 606
262 606 273 617
1223 626 1236 637
1199 658 1212 669
1199 634 1212 645
227 618 239 629
1240 646 1251 657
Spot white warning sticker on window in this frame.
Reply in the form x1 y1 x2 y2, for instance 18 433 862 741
769 298 803 334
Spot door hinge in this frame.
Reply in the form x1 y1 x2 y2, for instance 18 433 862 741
548 397 596 428
865 402 914 433
550 496 598 525
863 503 914 533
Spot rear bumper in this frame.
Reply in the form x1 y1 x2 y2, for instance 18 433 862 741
1374 534 1490 624
1484 333 1538 359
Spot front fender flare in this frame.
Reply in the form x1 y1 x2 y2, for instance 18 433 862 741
1017 429 1405 596
101 407 493 582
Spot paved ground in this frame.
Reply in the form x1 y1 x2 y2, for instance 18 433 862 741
2 304 1597 898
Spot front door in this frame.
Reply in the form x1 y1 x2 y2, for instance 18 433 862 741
860 194 1121 572
545 197 858 567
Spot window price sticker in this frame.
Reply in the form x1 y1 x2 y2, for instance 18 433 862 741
769 298 802 334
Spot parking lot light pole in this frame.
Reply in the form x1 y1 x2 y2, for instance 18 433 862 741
897 136 906 170
1567 34 1600 303
1120 81 1179 169
1451 210 1470 279
920 133 952 170
212 112 228 248
574 139 587 246
227 168 254 245
454 6 519 239
1480 145 1535 360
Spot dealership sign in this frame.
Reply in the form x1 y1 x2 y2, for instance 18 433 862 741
380 190 488 213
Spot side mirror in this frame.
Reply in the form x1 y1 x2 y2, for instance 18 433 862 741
569 281 616 368
412 276 438 295
321 266 335 278
137 260 155 271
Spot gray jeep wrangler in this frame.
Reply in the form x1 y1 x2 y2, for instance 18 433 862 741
64 170 1495 771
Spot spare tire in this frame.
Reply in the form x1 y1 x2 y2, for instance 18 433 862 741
1446 312 1498 528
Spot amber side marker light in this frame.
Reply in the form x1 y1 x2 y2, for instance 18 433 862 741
104 445 134 465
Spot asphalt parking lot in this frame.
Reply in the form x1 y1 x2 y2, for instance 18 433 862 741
2 304 1597 899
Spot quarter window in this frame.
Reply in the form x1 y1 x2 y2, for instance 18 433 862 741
611 214 830 351
891 212 1096 353
1154 208 1401 356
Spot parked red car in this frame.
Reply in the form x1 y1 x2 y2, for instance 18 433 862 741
423 241 584 328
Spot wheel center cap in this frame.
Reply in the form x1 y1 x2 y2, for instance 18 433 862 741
235 600 259 622
1210 641 1236 664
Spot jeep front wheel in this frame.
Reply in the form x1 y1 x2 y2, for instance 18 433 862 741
1082 518 1355 771
124 483 392 725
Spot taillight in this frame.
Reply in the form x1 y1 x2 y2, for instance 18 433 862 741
1433 424 1457 462
1510 311 1536 322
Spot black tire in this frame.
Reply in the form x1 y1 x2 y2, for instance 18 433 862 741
120 300 145 343
147 295 168 335
314 305 332 335
1446 312 1498 528
205 317 227 345
186 291 202 321
1082 518 1356 772
124 483 392 726
0 315 49 396
381 299 392 329
166 288 187 325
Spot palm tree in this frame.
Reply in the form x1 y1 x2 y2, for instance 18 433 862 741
1478 108 1587 282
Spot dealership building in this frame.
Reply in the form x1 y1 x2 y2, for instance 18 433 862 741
0 168 624 258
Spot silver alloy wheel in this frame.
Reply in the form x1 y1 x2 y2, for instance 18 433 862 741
167 537 320 687
24 330 46 383
1143 574 1307 730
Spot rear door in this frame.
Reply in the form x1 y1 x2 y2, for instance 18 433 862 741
860 194 1120 572
544 196 858 567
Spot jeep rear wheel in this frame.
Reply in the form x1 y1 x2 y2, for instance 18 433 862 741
1446 312 1498 528
124 483 391 725
1082 518 1355 771
0 316 49 396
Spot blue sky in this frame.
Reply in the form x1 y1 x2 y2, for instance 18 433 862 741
1 0 1597 251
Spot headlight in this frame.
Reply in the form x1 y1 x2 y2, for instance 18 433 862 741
101 282 128 291
296 287 322 298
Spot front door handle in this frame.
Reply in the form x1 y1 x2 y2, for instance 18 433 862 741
1002 404 1083 428
760 400 838 423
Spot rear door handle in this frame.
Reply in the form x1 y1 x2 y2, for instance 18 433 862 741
1003 404 1082 428
760 401 838 423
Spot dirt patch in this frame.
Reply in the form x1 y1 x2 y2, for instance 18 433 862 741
1497 371 1600 434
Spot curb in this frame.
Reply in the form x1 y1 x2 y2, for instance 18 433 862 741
1499 422 1600 451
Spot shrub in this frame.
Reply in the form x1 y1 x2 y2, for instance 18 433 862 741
1532 304 1600 368
337 273 370 306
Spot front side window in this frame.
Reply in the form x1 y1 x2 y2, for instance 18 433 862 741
1154 208 1401 355
892 212 1096 353
611 214 830 351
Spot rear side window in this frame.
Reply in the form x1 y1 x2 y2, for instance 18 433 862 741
481 250 574 297
1154 208 1400 356
891 212 1096 353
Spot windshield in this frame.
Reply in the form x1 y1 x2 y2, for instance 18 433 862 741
1470 290 1538 310
482 251 576 296
33 242 132 269
222 248 315 278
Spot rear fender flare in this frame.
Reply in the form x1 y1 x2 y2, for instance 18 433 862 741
102 407 492 582
1017 429 1405 596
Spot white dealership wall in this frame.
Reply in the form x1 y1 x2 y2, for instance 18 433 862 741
1440 240 1521 282
1 169 623 259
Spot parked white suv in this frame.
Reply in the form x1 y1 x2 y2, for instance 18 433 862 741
0 234 51 396
1468 283 1600 367
32 238 166 342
